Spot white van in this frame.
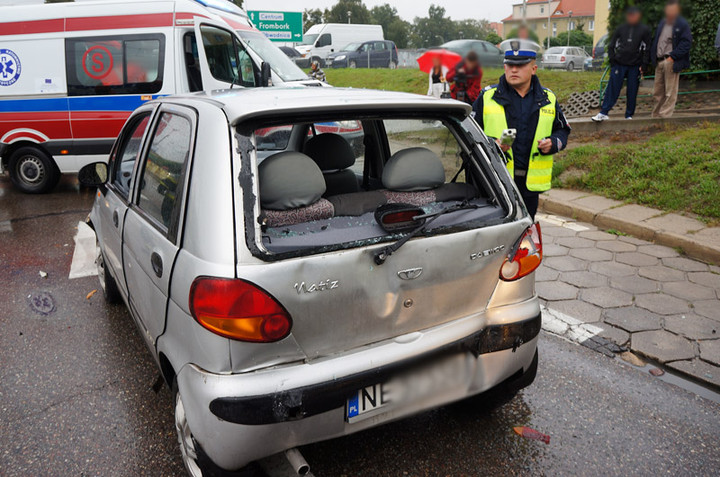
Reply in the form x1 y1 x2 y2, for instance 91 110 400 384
0 0 313 193
295 23 384 67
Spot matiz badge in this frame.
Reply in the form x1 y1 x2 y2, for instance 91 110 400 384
470 245 505 261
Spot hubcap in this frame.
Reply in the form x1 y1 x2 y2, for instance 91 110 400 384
17 155 45 184
175 392 203 477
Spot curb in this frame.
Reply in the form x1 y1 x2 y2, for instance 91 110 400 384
539 192 720 265
567 114 720 133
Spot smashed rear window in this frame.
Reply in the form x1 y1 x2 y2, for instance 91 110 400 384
238 114 510 259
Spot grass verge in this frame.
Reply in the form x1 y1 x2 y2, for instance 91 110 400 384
321 68 602 103
553 122 720 223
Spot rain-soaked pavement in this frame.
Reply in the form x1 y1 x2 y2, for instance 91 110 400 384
1 174 719 476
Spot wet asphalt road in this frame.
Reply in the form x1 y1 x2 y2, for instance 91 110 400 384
1 175 719 476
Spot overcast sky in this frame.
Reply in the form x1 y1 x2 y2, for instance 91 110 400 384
0 0 518 22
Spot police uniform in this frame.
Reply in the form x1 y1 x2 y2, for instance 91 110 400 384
472 40 571 219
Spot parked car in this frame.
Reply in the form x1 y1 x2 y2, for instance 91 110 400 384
591 34 609 70
326 40 399 68
439 39 504 68
541 46 590 71
295 23 384 67
0 0 310 194
80 87 542 476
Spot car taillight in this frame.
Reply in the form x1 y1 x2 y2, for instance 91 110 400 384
500 223 543 281
189 277 292 342
561 56 566 62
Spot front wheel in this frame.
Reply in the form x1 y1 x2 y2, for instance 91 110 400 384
349 60 357 69
566 61 574 71
8 146 60 194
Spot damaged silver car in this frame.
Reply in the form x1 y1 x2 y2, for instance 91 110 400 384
79 87 543 475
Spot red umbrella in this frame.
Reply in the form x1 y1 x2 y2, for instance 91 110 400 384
416 49 462 74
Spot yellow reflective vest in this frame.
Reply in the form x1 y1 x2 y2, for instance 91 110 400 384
482 86 557 192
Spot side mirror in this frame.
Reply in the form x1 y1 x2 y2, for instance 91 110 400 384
260 62 272 87
78 162 109 187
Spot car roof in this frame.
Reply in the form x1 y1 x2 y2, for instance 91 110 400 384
162 87 472 125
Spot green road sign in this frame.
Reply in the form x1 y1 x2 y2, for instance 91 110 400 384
247 10 303 42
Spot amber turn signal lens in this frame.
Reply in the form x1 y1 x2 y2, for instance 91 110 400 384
500 223 543 281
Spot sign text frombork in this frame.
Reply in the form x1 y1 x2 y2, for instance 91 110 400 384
247 11 302 42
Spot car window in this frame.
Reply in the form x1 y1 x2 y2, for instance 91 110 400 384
65 34 164 96
200 25 255 87
137 112 192 233
255 125 293 151
361 43 372 52
373 42 386 50
110 114 151 199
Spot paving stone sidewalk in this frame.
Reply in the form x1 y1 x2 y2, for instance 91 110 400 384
536 212 720 389
540 189 720 264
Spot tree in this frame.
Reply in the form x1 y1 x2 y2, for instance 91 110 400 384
412 5 456 48
549 30 594 49
324 0 371 24
454 19 492 40
608 0 720 71
304 8 324 32
505 27 540 43
485 32 503 45
370 4 411 48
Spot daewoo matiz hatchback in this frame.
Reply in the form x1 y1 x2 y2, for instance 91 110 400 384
79 87 543 476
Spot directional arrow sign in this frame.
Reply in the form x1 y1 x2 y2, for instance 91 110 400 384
247 10 303 42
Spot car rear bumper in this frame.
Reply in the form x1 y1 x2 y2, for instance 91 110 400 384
177 301 541 470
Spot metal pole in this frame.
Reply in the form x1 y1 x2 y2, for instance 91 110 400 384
567 11 573 47
547 0 551 49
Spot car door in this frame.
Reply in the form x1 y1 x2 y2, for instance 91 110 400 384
97 107 155 299
122 104 195 343
193 19 257 91
372 41 390 67
358 42 372 67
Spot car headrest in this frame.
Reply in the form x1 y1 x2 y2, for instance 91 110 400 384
258 152 326 211
382 147 445 192
304 133 356 171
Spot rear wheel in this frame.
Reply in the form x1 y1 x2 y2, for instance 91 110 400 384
96 242 121 304
388 60 397 69
566 61 574 71
8 146 60 194
175 388 206 477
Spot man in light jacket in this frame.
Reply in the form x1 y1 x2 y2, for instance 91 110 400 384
650 0 692 118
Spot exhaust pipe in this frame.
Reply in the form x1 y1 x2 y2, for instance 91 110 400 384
285 448 310 476
258 447 311 476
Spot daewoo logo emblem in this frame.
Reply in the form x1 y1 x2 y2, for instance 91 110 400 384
397 268 423 280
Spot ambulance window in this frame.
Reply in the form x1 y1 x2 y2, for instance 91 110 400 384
65 34 165 96
199 25 256 87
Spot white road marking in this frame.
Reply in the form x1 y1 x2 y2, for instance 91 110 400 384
68 221 98 279
541 304 602 343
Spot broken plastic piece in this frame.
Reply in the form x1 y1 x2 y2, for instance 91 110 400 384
39 271 48 278
514 426 550 444
86 289 98 300
649 368 665 377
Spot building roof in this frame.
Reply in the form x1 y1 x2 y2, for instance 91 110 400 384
503 0 595 22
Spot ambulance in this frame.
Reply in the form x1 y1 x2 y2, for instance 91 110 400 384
0 0 313 193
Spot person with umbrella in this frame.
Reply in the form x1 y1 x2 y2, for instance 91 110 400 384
472 39 571 220
447 51 483 104
417 49 461 99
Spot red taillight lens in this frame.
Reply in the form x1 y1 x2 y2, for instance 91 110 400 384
561 56 566 62
500 223 543 281
189 277 292 342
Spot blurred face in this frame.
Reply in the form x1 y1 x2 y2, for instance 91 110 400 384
465 58 479 70
626 11 642 24
504 60 537 88
432 57 442 67
665 3 680 22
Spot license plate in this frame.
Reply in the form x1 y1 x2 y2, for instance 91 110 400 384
345 353 470 423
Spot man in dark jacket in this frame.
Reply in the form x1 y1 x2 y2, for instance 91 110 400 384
446 51 483 105
651 0 692 118
473 40 571 220
592 6 652 121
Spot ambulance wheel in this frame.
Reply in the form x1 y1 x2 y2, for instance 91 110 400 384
8 146 60 194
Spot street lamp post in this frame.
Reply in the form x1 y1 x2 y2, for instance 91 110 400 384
546 0 551 49
347 10 351 24
567 11 573 47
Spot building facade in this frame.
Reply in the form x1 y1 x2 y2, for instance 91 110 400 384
502 0 596 48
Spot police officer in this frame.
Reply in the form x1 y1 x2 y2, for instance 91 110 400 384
473 40 571 220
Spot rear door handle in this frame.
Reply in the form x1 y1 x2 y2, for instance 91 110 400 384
150 252 163 278
112 210 119 227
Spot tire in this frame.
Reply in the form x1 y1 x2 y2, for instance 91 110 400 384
175 386 208 477
388 60 397 69
8 146 60 194
566 61 574 71
96 242 121 304
349 60 357 69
